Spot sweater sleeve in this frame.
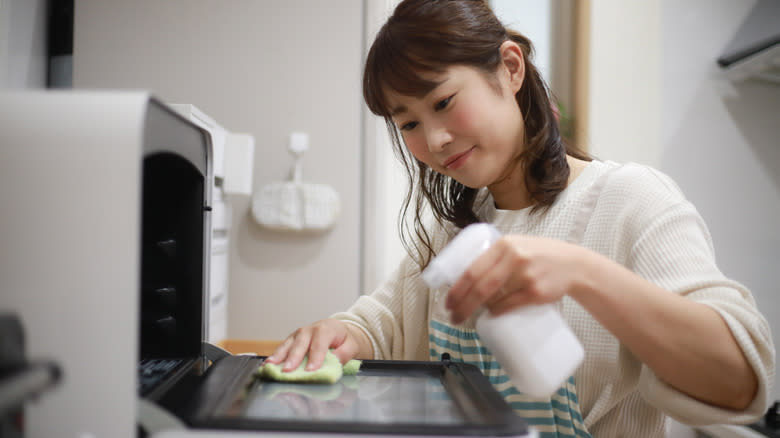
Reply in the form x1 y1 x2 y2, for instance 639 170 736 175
330 254 431 361
614 166 775 425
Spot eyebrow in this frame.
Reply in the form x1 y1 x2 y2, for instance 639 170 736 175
390 105 407 117
387 76 450 117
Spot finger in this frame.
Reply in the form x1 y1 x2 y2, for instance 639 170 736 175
484 287 509 310
448 272 495 325
282 330 313 372
472 238 535 310
488 289 538 316
450 292 485 324
264 336 295 364
331 343 356 365
445 244 503 311
472 250 523 313
449 245 515 323
305 327 336 371
332 324 360 365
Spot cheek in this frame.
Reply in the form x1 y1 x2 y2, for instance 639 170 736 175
402 132 435 165
449 102 481 134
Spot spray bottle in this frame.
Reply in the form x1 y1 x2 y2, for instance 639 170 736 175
421 223 584 397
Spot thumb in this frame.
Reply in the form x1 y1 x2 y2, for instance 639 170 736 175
331 329 358 365
331 341 358 365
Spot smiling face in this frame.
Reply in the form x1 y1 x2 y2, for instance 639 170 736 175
385 45 527 193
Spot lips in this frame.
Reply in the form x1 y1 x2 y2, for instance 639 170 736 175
443 146 476 170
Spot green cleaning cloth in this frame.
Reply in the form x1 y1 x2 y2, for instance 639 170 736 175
342 358 361 376
257 351 362 384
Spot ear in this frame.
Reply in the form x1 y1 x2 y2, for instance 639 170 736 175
499 40 525 93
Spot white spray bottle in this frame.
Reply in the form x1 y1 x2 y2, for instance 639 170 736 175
421 223 584 397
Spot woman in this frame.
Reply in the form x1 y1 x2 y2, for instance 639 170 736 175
266 1 775 436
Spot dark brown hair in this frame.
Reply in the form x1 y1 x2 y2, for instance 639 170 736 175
363 0 590 269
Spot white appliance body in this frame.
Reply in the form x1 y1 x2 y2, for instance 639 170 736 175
0 90 211 438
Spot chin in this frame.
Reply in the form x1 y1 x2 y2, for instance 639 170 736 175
461 181 485 189
449 175 488 190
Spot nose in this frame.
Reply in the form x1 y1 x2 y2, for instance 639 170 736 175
425 122 452 153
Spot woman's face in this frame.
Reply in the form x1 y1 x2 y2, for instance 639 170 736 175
385 64 525 189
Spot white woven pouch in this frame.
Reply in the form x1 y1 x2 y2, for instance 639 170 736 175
251 181 340 232
251 132 340 232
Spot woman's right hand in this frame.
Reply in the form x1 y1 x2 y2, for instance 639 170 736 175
264 318 366 372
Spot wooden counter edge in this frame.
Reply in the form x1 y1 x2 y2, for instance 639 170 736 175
218 339 281 357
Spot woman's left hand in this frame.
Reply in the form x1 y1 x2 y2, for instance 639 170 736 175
444 235 587 324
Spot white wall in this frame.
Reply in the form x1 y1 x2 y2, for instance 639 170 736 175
73 0 365 341
362 0 407 292
0 0 47 88
588 1 661 164
492 0 553 83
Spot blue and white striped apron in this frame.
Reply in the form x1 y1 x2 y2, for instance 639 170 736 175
428 297 592 438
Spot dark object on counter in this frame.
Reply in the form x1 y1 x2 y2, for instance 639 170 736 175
0 313 25 370
0 313 62 438
0 312 25 438
766 401 780 428
747 400 780 437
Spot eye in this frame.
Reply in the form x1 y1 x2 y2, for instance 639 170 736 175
434 95 454 111
400 121 418 131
